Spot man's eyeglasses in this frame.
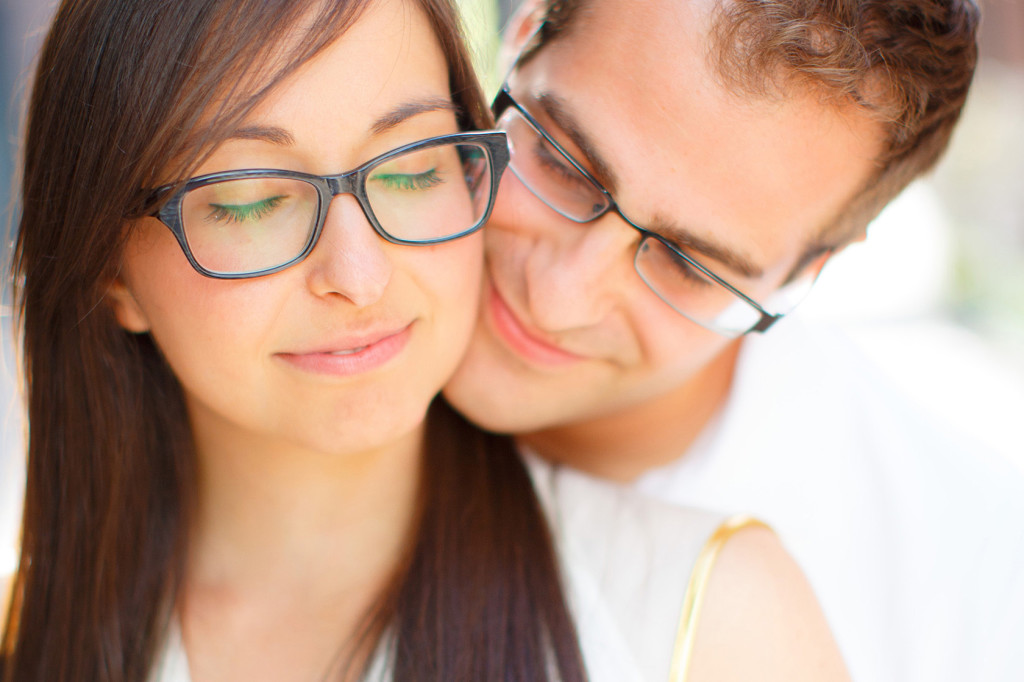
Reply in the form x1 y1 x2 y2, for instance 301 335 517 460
493 86 825 337
149 131 509 279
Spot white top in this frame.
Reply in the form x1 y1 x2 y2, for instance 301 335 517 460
635 316 1024 682
149 458 729 682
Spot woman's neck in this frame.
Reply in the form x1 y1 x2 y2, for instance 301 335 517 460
189 433 421 591
179 404 424 681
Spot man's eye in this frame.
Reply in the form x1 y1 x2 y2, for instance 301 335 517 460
665 246 714 288
533 139 592 188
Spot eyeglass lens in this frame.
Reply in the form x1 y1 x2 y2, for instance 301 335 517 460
500 108 608 222
635 237 763 335
179 142 492 276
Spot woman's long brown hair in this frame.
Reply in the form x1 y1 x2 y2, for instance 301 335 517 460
1 0 585 680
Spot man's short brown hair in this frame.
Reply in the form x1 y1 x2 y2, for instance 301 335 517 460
525 0 980 244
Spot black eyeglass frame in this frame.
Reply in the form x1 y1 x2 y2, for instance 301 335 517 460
493 86 785 335
149 130 510 280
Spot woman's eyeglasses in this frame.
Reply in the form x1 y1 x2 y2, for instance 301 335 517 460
149 131 509 279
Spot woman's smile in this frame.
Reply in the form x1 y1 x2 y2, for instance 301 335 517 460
275 321 414 376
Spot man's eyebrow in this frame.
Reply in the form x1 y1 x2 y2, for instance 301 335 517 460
371 97 460 135
526 91 762 279
534 91 619 194
649 216 765 280
228 125 295 146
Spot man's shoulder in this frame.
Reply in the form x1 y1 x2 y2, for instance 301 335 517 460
653 318 1024 681
734 316 914 410
652 315 1024 547
700 316 1024 578
731 317 1021 476
527 453 728 553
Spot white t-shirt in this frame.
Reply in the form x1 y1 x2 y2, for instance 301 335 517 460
635 316 1024 682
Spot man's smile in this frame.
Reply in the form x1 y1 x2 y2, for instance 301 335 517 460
485 277 584 367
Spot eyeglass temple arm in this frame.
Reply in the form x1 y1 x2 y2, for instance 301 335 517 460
750 313 781 334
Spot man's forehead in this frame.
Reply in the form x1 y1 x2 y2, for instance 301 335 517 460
523 0 725 129
523 0 809 128
544 0 717 63
509 0 884 276
512 0 733 202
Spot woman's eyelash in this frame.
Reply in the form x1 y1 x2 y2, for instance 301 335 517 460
372 169 444 190
206 195 286 223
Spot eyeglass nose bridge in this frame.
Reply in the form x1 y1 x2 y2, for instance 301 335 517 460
324 171 362 198
318 171 378 236
310 170 388 249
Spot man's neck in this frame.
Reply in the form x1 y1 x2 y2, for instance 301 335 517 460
520 340 742 483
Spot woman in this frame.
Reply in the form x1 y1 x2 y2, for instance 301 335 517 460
2 0 584 679
1 0 849 680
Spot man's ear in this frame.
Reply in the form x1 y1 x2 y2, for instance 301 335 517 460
106 276 150 333
807 249 834 278
791 249 834 292
498 0 547 74
844 228 869 246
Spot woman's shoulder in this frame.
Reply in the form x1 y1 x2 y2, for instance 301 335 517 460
684 524 851 681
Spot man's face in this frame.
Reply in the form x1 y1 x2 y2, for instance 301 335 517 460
444 0 882 438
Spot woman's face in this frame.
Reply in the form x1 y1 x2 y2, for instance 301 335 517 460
109 0 483 458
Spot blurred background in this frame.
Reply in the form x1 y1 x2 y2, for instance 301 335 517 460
2 0 1022 576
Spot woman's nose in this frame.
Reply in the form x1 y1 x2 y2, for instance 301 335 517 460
304 194 393 307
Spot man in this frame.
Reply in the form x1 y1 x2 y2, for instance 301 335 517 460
445 1 1024 680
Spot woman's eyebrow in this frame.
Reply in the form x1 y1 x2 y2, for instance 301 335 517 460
220 97 458 146
229 125 295 145
371 97 459 135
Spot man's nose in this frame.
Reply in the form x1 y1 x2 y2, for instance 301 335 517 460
487 173 637 332
522 212 638 331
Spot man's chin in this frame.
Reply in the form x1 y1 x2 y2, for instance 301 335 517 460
444 385 525 435
441 377 566 436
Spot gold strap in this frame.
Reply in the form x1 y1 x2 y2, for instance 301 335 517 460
1 571 16 648
667 515 771 682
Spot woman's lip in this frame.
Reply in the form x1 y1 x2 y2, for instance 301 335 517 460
486 284 581 366
276 324 413 376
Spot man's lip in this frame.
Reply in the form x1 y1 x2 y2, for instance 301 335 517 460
486 283 582 366
276 323 413 376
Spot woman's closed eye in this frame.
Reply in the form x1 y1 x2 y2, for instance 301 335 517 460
205 194 288 224
370 168 444 191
